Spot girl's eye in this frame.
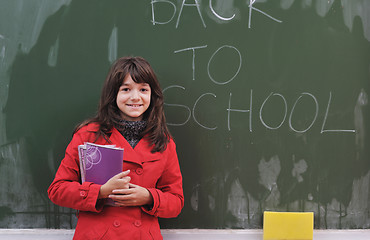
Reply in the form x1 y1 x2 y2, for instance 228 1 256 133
121 88 129 92
140 88 149 92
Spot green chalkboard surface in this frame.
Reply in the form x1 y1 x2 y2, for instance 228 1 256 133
0 0 369 229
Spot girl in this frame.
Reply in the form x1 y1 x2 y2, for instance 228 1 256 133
48 56 184 240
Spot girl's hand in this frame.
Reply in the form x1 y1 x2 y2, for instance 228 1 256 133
108 183 154 207
98 170 131 199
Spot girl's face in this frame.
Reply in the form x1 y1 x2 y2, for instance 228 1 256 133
116 74 151 121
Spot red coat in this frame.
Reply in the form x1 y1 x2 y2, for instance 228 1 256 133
48 123 184 240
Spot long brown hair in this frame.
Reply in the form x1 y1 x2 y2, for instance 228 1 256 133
76 56 171 152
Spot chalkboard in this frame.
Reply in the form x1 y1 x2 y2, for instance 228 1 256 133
0 0 369 229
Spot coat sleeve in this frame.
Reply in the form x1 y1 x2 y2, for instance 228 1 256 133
142 140 184 218
47 129 104 212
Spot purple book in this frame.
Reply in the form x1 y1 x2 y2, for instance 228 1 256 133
78 142 124 185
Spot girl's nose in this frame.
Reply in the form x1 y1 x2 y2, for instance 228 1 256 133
130 90 140 100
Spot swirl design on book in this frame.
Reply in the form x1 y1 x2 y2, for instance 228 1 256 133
85 146 102 170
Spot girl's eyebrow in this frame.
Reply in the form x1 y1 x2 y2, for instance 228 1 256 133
121 82 149 87
138 83 150 88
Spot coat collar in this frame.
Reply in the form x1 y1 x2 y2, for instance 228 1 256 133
109 127 162 166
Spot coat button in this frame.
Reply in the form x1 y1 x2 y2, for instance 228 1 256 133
113 220 121 227
136 168 143 175
79 191 86 197
134 220 142 227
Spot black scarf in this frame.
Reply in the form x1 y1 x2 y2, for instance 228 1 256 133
114 119 147 148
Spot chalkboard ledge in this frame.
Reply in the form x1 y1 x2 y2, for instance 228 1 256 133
0 229 369 239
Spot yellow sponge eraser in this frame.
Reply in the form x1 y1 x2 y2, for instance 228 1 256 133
263 211 314 240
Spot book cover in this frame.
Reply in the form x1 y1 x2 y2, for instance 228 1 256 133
78 142 124 185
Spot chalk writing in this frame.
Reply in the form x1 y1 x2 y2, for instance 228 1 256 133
248 0 282 28
174 44 242 83
207 45 242 85
176 0 206 28
168 42 356 133
209 0 235 21
151 0 282 29
228 91 253 132
259 92 287 130
174 45 207 80
321 91 356 133
288 92 319 133
151 0 176 25
193 92 217 130
163 85 191 126
164 87 356 134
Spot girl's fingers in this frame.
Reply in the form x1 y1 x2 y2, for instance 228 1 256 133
117 176 131 184
111 188 134 195
109 192 135 203
128 183 139 188
113 170 130 179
